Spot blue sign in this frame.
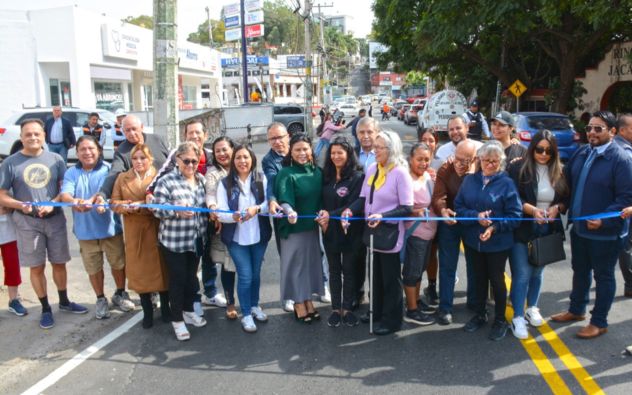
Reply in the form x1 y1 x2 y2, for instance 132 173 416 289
287 55 306 68
221 56 269 68
224 15 240 28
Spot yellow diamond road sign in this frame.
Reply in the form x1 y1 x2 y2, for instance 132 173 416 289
509 79 527 97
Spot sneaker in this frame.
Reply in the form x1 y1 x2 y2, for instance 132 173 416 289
464 314 488 333
320 286 331 303
489 319 509 341
525 306 544 327
455 275 459 285
424 285 439 307
40 311 55 329
172 321 190 341
251 306 268 322
241 315 257 333
201 293 227 308
342 312 359 327
95 297 110 320
59 302 88 314
436 310 453 326
151 292 160 308
193 301 204 317
404 310 436 326
282 300 295 312
112 292 134 312
183 311 207 327
8 298 28 316
417 298 436 314
328 311 341 327
511 316 528 340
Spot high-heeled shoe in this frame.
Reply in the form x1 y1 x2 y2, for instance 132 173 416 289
307 309 321 321
293 308 312 324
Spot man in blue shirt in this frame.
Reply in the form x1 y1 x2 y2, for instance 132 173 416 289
356 117 378 172
614 113 632 298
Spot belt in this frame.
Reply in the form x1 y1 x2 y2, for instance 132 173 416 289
49 142 65 145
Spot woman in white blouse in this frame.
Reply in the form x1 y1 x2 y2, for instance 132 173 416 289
216 145 272 333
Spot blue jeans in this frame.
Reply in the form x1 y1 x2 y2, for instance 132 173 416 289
48 143 68 162
228 240 268 316
314 138 330 159
438 223 475 313
569 231 622 328
509 242 544 317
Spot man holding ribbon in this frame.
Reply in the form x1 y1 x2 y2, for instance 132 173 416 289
551 110 632 339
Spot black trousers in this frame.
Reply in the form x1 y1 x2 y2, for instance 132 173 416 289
354 246 367 300
372 251 403 330
160 245 200 322
326 249 358 311
465 246 509 321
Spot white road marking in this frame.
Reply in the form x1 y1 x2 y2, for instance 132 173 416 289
21 313 143 395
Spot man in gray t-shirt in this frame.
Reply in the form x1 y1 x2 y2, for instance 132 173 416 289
0 119 88 330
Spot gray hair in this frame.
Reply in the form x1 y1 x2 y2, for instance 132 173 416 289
377 130 407 168
476 140 506 170
267 122 287 134
358 116 380 132
447 114 468 129
175 141 201 159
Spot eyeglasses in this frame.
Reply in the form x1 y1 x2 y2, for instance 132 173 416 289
481 158 500 166
268 134 288 142
374 145 388 151
585 125 607 133
534 146 552 155
180 158 199 166
454 157 473 166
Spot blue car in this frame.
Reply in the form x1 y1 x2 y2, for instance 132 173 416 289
514 112 580 161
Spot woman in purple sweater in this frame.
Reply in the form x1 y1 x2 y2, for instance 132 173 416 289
343 130 413 335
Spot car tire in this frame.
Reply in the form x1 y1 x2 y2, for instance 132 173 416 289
287 123 304 135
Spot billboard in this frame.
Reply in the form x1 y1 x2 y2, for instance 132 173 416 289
369 41 388 69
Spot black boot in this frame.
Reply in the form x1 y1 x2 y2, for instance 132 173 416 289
159 291 172 323
139 293 154 329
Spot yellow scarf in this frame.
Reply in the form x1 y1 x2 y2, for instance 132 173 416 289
367 163 394 190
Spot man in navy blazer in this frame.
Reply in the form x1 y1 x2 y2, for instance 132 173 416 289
44 106 76 162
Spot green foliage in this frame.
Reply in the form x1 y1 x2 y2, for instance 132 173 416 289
372 0 632 113
123 15 153 29
187 20 226 46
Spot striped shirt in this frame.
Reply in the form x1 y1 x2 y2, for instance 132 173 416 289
152 168 208 253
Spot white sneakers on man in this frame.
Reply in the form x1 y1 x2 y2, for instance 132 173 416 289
525 306 544 327
511 316 529 340
241 315 257 333
251 306 268 322
183 311 207 327
201 293 227 308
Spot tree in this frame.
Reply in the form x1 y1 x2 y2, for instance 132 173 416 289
123 15 153 29
187 20 226 46
372 0 632 113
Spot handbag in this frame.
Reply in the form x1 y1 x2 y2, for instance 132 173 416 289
527 232 566 267
362 167 399 250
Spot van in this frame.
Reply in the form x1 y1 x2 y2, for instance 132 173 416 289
417 90 467 140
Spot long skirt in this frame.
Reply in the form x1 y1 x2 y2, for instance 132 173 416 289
280 229 323 302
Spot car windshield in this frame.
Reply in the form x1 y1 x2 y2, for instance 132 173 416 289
526 116 571 131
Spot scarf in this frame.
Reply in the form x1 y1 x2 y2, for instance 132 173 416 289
367 163 394 191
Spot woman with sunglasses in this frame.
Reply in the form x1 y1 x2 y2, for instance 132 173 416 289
507 130 569 339
316 136 364 327
152 142 208 341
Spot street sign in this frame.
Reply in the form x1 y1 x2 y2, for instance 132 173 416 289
223 3 240 17
245 10 264 25
245 0 264 12
224 27 242 41
287 55 306 68
245 24 264 38
224 15 240 29
509 79 527 97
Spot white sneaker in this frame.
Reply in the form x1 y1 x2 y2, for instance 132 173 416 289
511 316 529 340
201 293 227 308
251 306 268 322
183 311 207 327
282 300 295 312
193 301 204 317
241 315 257 333
525 306 544 327
172 321 190 341
320 286 331 303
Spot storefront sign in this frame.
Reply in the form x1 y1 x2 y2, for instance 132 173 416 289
287 55 306 68
101 24 141 61
223 3 240 17
608 44 632 76
245 0 264 12
221 56 269 68
224 15 240 29
225 27 241 42
245 24 264 38
245 10 264 25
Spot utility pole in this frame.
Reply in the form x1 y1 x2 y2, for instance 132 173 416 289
240 0 249 103
303 0 313 137
205 6 214 48
317 3 333 105
153 0 179 148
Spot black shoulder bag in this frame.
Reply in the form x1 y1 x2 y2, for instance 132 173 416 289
362 168 400 250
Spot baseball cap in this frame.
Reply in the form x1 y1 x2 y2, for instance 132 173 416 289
492 111 515 127
470 99 479 107
114 108 127 117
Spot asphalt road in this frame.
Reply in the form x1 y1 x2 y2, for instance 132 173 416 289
1 135 631 394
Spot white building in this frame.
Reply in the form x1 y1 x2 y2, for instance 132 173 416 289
0 5 222 121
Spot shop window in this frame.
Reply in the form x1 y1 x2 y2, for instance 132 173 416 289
142 85 153 111
49 79 60 106
182 85 196 109
94 81 124 112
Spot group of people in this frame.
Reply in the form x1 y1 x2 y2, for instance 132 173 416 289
1 107 632 348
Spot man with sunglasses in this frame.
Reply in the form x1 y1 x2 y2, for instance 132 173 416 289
551 111 632 339
614 114 632 298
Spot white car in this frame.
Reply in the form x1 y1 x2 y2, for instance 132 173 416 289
0 107 150 161
338 103 360 119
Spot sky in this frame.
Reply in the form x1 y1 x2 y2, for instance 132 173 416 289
5 0 374 38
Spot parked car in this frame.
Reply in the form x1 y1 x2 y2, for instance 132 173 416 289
398 104 411 121
0 107 128 161
404 102 426 125
514 112 580 161
339 103 360 119
273 104 306 134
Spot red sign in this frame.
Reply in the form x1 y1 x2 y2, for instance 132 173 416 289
245 24 264 38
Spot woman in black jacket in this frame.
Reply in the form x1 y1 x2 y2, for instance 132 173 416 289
316 136 364 327
507 130 569 340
